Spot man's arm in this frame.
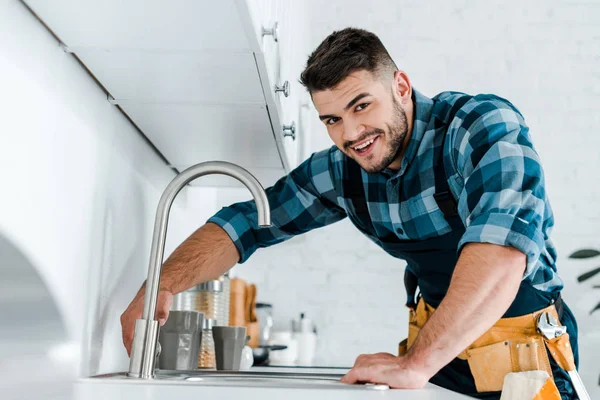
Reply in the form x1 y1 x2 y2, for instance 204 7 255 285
340 242 524 388
207 148 346 264
158 222 241 294
121 148 346 355
410 96 551 378
120 222 238 355
405 242 524 378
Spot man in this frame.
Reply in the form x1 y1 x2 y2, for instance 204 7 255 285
121 28 579 399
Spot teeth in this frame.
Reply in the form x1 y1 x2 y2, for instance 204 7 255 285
354 138 374 150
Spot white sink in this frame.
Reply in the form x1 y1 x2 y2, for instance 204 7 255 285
75 368 473 399
87 369 389 391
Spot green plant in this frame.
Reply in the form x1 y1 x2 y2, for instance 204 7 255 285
568 248 600 387
568 248 600 315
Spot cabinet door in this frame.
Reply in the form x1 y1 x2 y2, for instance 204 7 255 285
75 49 265 104
272 0 309 169
24 0 253 51
244 0 310 170
121 103 283 169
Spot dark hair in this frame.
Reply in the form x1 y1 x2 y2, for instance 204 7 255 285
300 28 397 93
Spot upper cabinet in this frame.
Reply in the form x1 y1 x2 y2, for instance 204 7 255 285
240 0 310 170
26 1 255 51
24 0 309 188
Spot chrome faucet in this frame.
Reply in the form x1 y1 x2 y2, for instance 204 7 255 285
128 161 271 378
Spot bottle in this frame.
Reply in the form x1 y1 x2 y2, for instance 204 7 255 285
239 335 254 370
198 318 216 369
256 303 273 346
294 313 317 366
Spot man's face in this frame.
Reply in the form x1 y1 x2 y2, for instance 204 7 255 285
312 70 411 173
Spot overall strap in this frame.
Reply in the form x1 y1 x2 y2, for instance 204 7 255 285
406 94 474 308
345 158 375 234
432 94 472 231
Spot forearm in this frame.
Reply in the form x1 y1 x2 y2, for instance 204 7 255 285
143 222 240 295
406 242 525 377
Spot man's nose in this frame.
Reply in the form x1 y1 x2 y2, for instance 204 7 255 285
343 120 366 143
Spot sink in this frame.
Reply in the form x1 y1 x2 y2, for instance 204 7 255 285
87 369 390 391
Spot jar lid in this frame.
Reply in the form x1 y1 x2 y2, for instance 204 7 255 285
192 280 223 292
203 318 217 330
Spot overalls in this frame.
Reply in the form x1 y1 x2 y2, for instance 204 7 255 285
341 97 579 399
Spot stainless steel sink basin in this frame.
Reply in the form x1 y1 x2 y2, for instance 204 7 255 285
89 369 390 391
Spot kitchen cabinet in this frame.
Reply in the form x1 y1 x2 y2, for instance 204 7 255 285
24 0 308 187
243 0 307 170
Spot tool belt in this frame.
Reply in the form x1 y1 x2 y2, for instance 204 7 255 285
398 296 575 393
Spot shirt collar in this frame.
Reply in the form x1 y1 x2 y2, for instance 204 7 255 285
381 88 434 179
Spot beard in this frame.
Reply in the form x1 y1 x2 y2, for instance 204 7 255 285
346 97 409 174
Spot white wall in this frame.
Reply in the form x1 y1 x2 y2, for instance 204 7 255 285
231 0 600 394
0 1 219 396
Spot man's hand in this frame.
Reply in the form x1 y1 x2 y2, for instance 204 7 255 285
340 352 431 389
118 223 241 357
120 288 173 356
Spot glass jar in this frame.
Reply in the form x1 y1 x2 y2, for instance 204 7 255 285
173 276 229 328
194 279 223 322
198 318 216 369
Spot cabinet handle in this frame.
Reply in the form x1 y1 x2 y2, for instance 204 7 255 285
282 122 296 140
274 81 290 97
261 22 279 43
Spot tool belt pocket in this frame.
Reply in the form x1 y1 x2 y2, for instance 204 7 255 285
407 320 420 349
466 336 551 393
398 312 420 356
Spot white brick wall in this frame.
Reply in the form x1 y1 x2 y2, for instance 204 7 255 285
230 0 599 393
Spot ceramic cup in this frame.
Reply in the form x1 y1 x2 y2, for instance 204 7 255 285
157 310 204 370
212 326 247 370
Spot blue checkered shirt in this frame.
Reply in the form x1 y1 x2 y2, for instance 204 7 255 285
208 89 563 293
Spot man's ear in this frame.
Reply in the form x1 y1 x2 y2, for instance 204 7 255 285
392 70 412 105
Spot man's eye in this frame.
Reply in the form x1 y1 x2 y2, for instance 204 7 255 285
327 117 341 125
356 103 369 111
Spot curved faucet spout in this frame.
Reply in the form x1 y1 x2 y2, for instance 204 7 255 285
128 161 271 378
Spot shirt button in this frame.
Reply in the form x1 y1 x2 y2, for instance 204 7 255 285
397 227 404 235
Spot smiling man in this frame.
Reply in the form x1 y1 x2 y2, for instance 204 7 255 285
121 28 580 399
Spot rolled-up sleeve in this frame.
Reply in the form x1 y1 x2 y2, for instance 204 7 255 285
207 148 347 263
452 97 550 278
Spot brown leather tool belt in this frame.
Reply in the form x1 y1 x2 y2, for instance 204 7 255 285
398 297 574 393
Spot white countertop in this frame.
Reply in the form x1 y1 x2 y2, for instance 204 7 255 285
73 367 471 399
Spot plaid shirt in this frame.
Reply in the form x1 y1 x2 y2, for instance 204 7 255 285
208 89 563 293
